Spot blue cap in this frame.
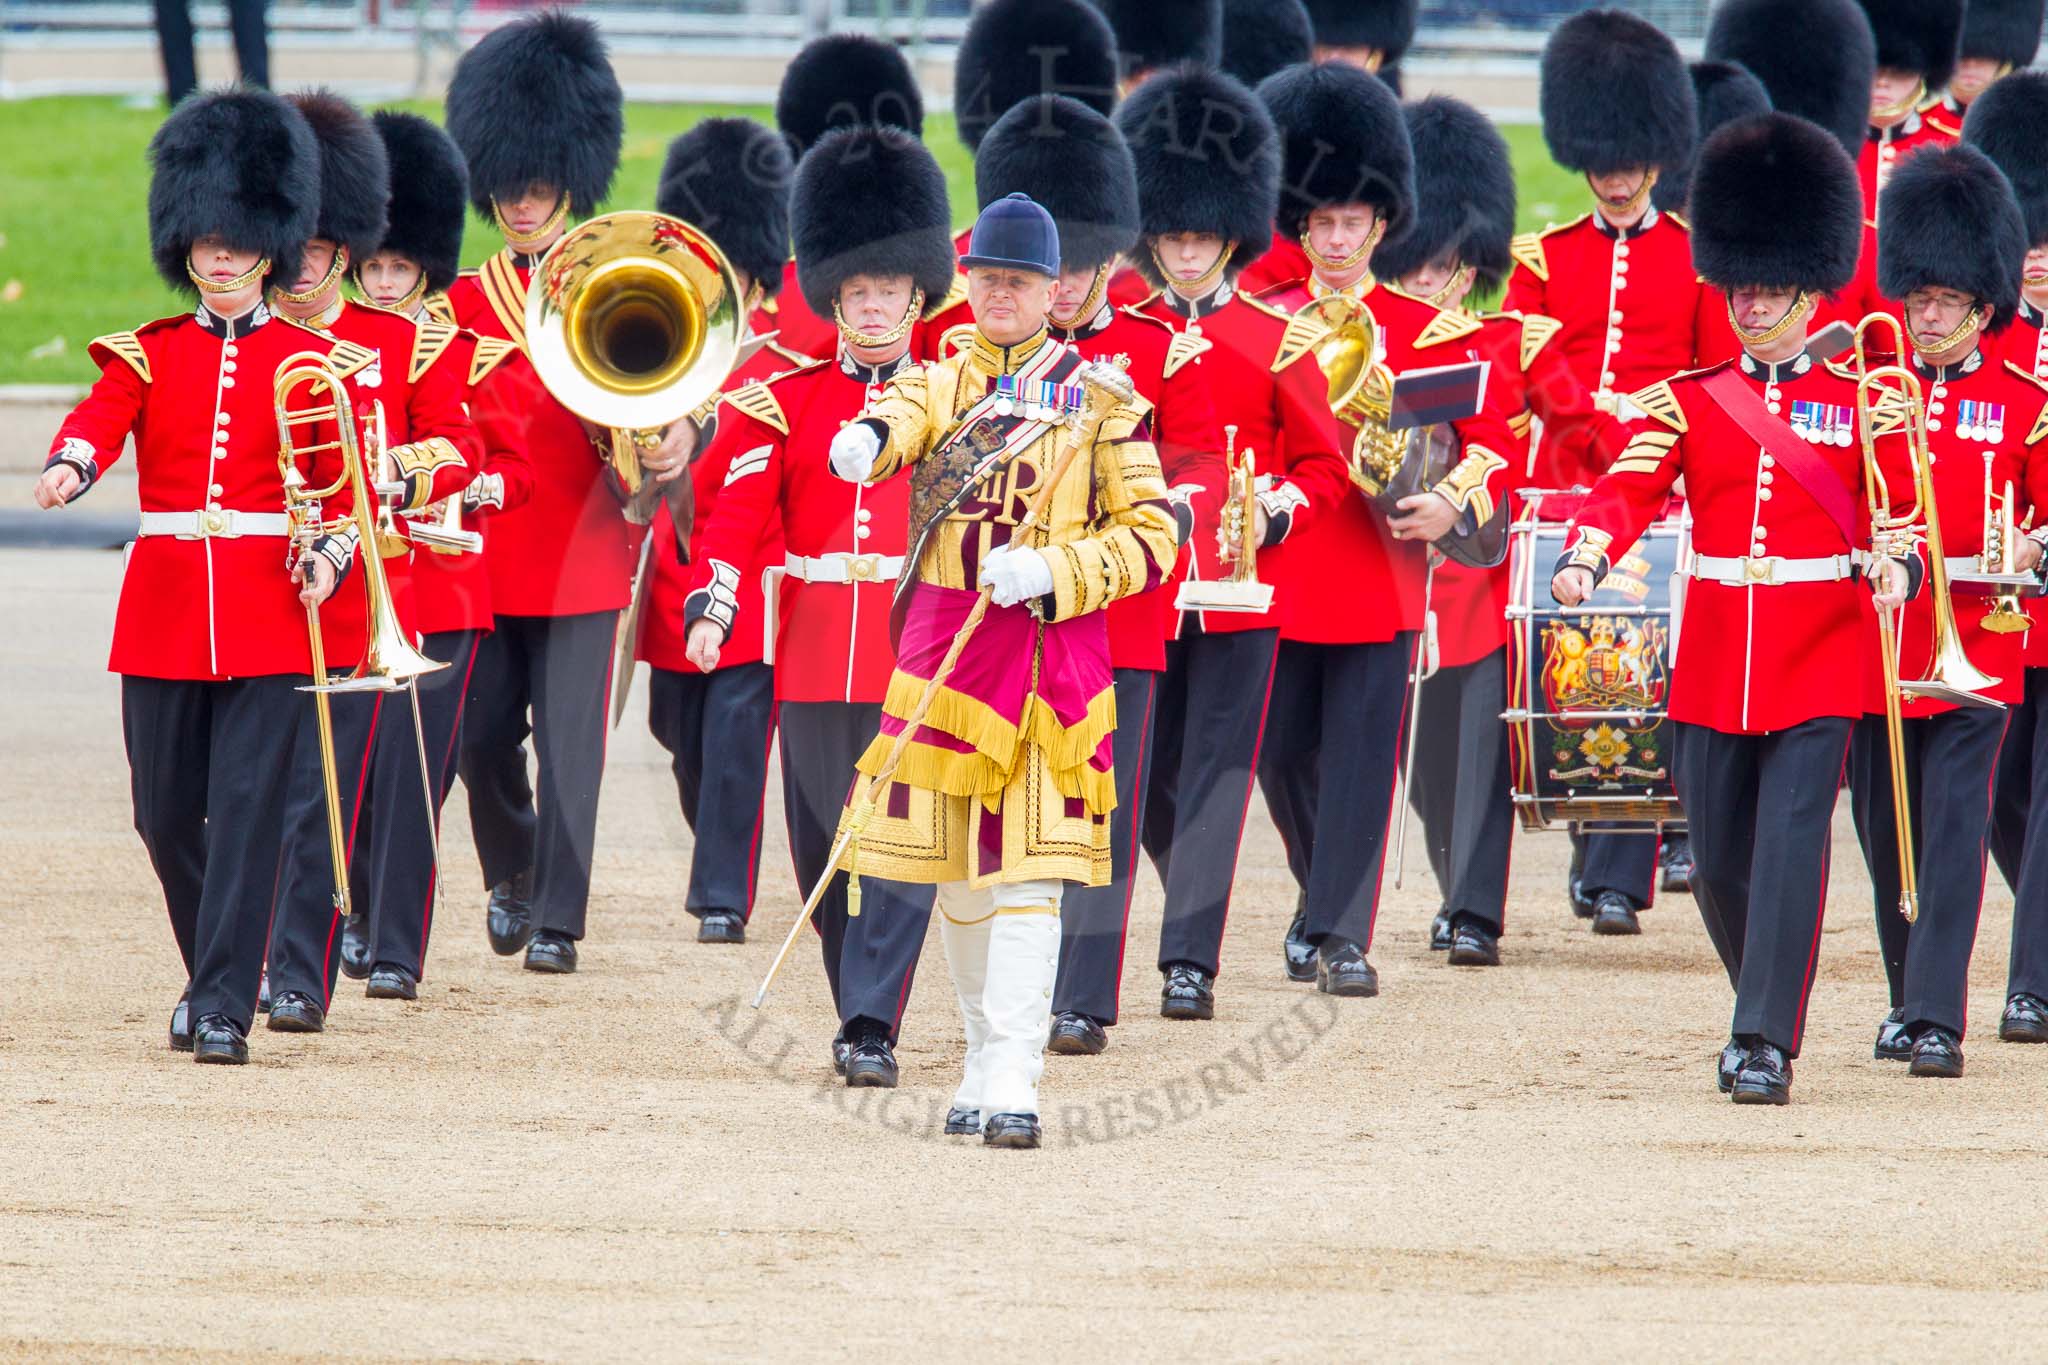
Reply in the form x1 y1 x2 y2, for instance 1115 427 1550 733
960 191 1061 275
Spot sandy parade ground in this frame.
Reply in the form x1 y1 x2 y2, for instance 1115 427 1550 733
3 542 2047 1360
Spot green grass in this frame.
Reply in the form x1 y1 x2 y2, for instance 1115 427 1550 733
0 96 1578 386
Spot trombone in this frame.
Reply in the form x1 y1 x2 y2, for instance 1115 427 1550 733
276 354 448 920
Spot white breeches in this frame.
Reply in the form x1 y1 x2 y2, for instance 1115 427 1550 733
936 878 1063 1122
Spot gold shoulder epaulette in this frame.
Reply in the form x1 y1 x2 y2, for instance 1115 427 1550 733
1518 313 1564 370
1627 378 1688 432
470 336 518 386
1163 330 1212 378
764 339 820 370
1665 210 1690 231
1508 232 1548 282
1239 291 1294 322
423 292 457 325
326 338 379 379
939 322 977 358
409 320 459 383
2008 362 2048 442
726 378 790 436
1409 303 1482 349
88 331 151 383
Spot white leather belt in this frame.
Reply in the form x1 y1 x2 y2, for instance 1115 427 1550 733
1688 552 1854 586
783 551 904 584
137 509 291 540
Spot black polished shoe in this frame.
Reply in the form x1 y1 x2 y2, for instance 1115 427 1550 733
169 988 193 1053
831 1036 850 1077
1447 915 1501 967
1569 873 1596 920
1283 899 1318 982
2000 993 2048 1043
1160 963 1216 1020
1316 939 1379 998
944 1106 981 1136
982 1112 1042 1149
266 991 326 1033
339 911 372 980
1659 837 1695 894
1908 1026 1965 1078
1591 891 1642 936
523 930 578 974
192 1013 249 1064
1731 1042 1792 1105
486 869 535 956
844 1027 899 1088
1048 1012 1108 1055
1874 1007 1912 1061
256 968 272 1014
1716 1038 1748 1094
1429 909 1454 951
365 963 418 1001
698 909 745 945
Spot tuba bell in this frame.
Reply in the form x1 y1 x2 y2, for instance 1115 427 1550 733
526 211 746 522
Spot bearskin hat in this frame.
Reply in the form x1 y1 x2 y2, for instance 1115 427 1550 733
1539 10 1695 176
1258 60 1413 239
1220 0 1313 88
1878 143 2026 329
1371 95 1514 295
657 118 793 296
285 90 389 265
1706 0 1876 158
776 33 924 156
792 125 955 320
147 88 320 294
1302 0 1416 59
1089 0 1223 79
1653 61 1775 213
1961 0 2046 65
976 95 1140 272
445 11 622 221
1117 65 1278 281
1858 0 1963 91
1689 113 1863 296
369 111 468 295
1964 70 2048 246
955 0 1118 152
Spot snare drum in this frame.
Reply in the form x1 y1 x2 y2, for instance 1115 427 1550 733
1504 490 1690 830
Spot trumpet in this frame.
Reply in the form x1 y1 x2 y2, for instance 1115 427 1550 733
1174 424 1275 614
1975 454 2033 634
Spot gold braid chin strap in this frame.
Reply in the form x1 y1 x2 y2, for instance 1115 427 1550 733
187 255 271 296
271 245 350 307
1300 216 1386 274
491 193 572 251
1049 264 1112 331
1154 242 1232 300
1922 305 1987 357
1872 78 1929 124
1726 289 1813 348
354 266 429 318
834 288 924 350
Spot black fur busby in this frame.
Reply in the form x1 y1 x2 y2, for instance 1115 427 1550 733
1706 0 1876 158
955 0 1118 152
1653 60 1775 213
1089 0 1223 78
1220 0 1313 88
445 11 623 220
1539 10 1695 176
776 34 924 156
791 125 955 320
286 90 389 264
1964 70 2048 245
369 111 468 295
1117 64 1278 280
657 118 793 296
1961 0 2046 65
1690 113 1863 295
1858 0 1963 90
1258 60 1413 239
1372 95 1514 294
976 95 1140 272
1302 0 1416 59
1878 143 2026 329
147 88 319 294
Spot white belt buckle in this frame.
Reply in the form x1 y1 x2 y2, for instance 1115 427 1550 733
846 553 881 583
176 509 232 541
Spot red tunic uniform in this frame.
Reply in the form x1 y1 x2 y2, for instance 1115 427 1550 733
681 353 918 704
446 250 638 617
1860 112 1958 221
49 307 356 679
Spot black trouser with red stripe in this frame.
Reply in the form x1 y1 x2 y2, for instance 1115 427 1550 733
1053 667 1157 1024
124 675 303 1035
1257 635 1414 953
1849 707 2007 1038
777 700 933 1041
1571 829 1660 908
1990 667 2048 1005
266 686 383 1006
1142 627 1279 977
647 661 776 925
459 609 618 941
1672 717 1851 1057
1409 648 1514 931
362 629 480 981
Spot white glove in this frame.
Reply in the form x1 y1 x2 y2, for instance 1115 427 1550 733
829 423 881 482
978 543 1055 608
